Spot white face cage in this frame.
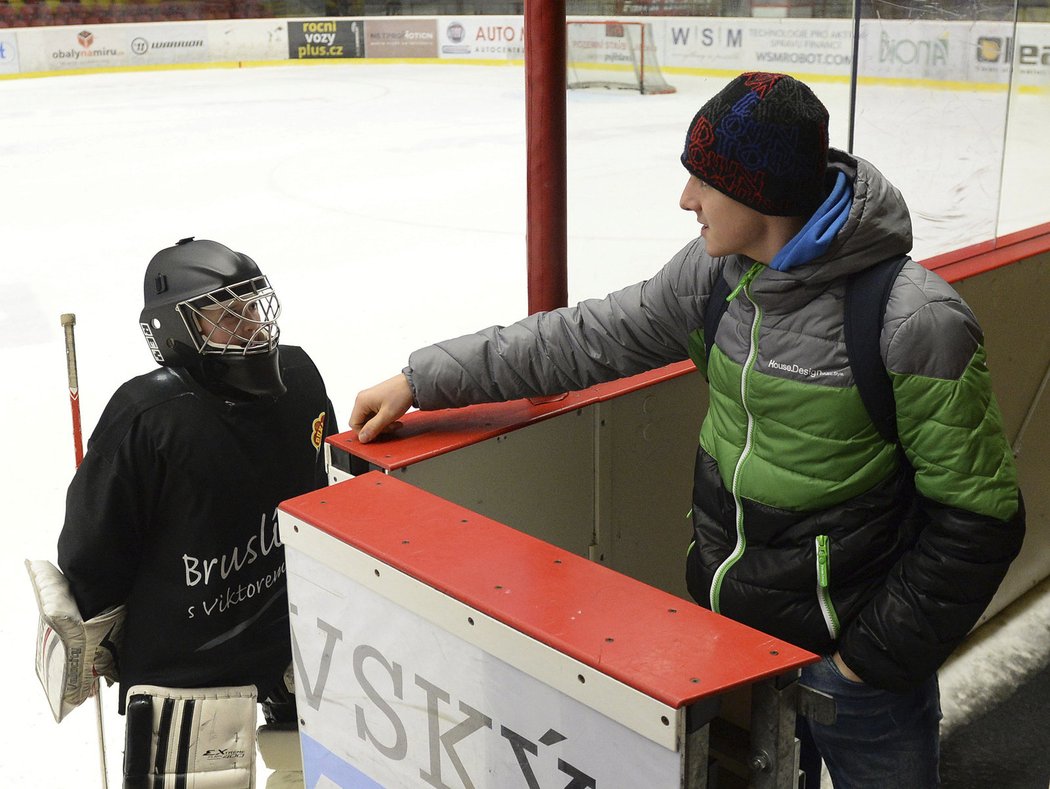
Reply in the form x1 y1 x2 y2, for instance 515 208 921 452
177 276 281 356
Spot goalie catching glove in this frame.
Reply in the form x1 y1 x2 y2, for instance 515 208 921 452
26 558 125 722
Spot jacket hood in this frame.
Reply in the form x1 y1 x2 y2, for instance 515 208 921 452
723 149 913 293
817 149 913 272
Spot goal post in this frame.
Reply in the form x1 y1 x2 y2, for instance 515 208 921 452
566 20 676 95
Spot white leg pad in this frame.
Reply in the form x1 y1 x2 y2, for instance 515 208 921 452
124 684 257 789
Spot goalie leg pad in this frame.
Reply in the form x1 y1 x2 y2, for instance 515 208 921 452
26 559 125 722
123 684 258 789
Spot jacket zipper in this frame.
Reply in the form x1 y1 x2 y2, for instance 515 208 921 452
816 535 840 639
709 262 764 613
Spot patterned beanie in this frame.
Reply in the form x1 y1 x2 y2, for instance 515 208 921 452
681 72 829 217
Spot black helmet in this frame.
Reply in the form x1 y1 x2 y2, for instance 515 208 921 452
139 237 286 398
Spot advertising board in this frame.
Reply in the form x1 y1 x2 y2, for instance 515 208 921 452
286 544 681 788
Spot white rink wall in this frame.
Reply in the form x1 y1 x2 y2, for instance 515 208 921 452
1 15 1049 87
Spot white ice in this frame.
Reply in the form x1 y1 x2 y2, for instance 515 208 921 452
0 62 1045 787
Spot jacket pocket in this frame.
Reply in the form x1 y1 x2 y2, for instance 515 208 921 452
815 535 841 640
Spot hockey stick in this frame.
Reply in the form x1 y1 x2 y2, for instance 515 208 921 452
60 313 109 789
61 314 85 466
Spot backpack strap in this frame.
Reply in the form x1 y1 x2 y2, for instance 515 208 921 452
844 255 910 445
703 270 733 380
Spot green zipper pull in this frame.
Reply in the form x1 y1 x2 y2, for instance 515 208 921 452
726 261 765 303
816 535 830 588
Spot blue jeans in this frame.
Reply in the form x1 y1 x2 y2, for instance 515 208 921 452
798 655 942 788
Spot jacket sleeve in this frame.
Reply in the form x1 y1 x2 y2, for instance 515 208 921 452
57 430 146 621
838 269 1025 690
408 239 713 410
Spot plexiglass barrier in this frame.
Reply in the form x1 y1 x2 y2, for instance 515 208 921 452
2 1 1047 258
846 2 1050 257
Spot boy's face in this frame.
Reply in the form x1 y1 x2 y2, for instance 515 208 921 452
196 297 269 352
679 175 773 261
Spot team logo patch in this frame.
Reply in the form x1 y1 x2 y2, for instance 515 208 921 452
311 412 326 450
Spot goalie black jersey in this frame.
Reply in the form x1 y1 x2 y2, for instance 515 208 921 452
58 345 336 712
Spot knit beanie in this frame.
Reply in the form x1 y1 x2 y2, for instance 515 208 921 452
681 72 830 217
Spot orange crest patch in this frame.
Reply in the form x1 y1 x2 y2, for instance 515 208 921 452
311 412 326 450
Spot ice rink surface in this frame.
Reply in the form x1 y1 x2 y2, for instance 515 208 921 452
1 61 1045 786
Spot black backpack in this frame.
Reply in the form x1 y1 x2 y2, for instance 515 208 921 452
703 256 910 445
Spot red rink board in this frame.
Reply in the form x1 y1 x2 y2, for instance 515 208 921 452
330 360 698 471
922 220 1050 283
281 472 816 709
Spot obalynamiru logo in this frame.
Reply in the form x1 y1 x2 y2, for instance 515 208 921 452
51 28 122 62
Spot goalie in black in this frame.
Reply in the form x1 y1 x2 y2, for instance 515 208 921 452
44 237 336 787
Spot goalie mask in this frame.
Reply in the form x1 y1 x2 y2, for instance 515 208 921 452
139 237 286 398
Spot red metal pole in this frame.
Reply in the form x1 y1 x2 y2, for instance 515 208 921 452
524 0 568 314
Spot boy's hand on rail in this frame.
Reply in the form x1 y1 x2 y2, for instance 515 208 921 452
350 374 413 443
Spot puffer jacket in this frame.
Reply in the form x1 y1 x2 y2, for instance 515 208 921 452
407 150 1025 692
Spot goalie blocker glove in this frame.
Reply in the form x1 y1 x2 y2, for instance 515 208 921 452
26 559 125 723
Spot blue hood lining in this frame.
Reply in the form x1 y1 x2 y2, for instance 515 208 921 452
769 170 852 272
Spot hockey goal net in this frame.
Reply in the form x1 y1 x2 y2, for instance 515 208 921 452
566 20 675 95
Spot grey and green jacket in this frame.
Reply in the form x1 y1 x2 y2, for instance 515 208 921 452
406 150 1024 692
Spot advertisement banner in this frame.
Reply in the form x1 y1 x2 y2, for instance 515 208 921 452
213 18 288 62
364 18 438 59
1013 22 1050 85
748 18 854 73
857 19 1009 84
38 27 129 71
5 15 1045 88
644 16 1047 88
125 24 209 66
287 19 363 60
0 32 18 75
286 547 680 789
437 16 525 60
653 17 750 70
657 16 853 75
973 25 1019 80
